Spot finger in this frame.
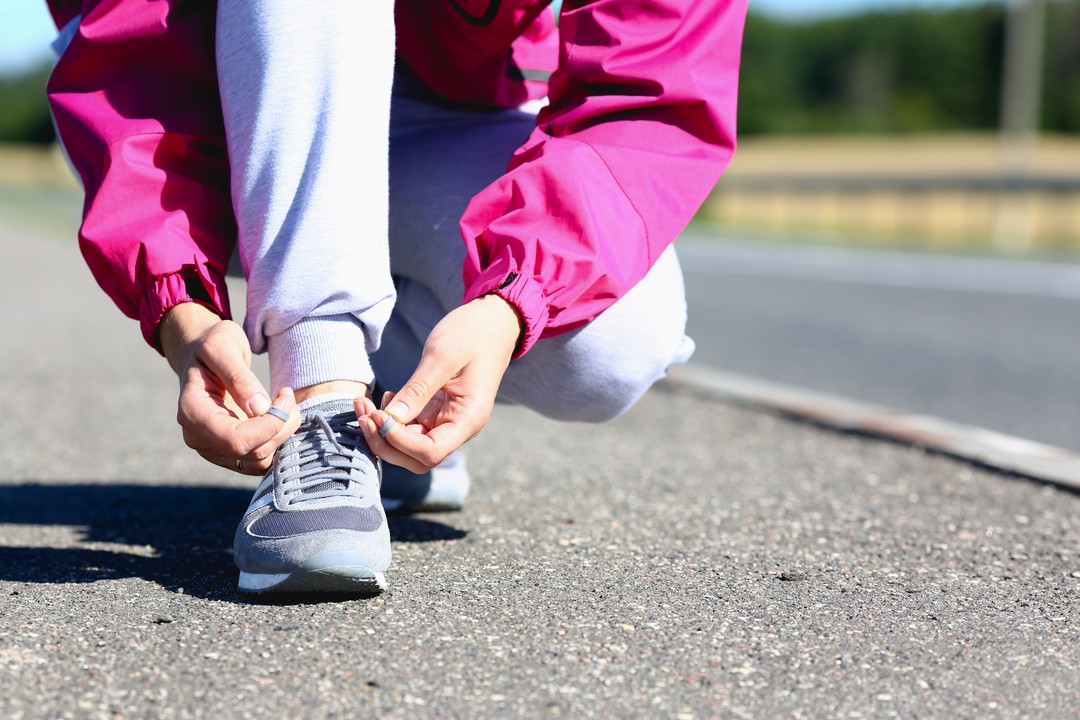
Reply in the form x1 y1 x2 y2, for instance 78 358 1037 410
196 392 297 475
255 388 302 451
237 439 279 474
196 449 264 476
188 386 298 459
178 366 240 451
384 355 455 424
382 390 438 433
209 428 283 475
237 450 274 474
246 387 301 458
228 386 301 455
354 395 378 420
197 330 272 417
268 387 301 434
364 409 474 471
358 415 432 473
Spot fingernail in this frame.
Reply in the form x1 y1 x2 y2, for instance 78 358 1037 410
386 401 408 421
249 393 271 415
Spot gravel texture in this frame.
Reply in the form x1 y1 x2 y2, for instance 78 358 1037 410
1 223 1077 719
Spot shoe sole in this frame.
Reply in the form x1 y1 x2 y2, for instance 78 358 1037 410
382 483 468 514
381 457 469 514
237 551 387 595
382 495 464 514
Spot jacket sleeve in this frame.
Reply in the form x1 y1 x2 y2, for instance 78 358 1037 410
47 0 235 352
460 0 746 356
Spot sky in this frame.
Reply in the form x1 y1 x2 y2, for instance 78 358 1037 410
1 0 996 75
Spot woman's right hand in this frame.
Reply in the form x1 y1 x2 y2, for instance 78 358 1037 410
159 303 300 475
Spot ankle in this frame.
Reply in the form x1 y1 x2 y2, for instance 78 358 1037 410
294 380 369 405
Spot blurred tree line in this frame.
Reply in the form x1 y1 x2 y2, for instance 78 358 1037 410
0 63 54 144
0 1 1077 144
739 1 1079 135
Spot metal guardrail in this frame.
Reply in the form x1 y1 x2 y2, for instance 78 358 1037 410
718 174 1080 193
706 172 1080 248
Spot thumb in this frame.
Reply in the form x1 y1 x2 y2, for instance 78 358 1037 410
385 354 454 424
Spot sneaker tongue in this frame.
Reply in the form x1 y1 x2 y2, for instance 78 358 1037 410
300 397 357 419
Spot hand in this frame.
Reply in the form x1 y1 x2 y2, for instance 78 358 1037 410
160 303 300 474
356 294 523 473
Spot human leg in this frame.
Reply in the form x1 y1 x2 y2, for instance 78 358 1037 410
217 0 395 397
497 246 695 423
216 0 396 593
378 71 694 425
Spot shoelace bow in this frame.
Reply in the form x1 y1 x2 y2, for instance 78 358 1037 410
277 412 370 506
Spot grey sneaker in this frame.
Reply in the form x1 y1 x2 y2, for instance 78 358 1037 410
233 398 389 595
381 451 470 514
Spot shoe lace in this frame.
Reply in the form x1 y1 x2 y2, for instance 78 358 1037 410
276 412 371 506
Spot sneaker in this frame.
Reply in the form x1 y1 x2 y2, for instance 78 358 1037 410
233 397 390 595
381 451 470 514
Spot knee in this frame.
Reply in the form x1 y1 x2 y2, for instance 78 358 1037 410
506 325 694 424
500 244 693 423
573 335 695 423
555 364 663 424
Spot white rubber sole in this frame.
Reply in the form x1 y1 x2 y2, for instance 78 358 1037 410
381 455 470 514
237 552 387 596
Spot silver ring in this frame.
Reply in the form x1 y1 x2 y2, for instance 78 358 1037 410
265 405 290 422
235 458 245 472
378 416 396 438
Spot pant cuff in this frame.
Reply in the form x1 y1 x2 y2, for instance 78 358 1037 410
268 314 374 393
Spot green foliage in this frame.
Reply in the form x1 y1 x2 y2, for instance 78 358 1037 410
739 1 1078 135
0 63 55 144
1042 0 1080 133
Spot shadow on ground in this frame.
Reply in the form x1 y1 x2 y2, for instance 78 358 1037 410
0 483 464 601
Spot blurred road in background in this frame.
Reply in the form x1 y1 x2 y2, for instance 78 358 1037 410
679 231 1080 452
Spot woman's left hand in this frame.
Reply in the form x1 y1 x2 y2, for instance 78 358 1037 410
355 294 523 473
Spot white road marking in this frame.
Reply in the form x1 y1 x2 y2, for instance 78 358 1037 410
665 363 1080 492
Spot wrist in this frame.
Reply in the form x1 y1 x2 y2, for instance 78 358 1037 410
477 293 525 356
160 301 223 374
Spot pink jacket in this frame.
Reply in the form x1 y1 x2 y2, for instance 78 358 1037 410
47 0 746 356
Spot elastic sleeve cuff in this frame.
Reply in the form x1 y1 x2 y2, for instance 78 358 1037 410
139 262 232 354
463 249 550 358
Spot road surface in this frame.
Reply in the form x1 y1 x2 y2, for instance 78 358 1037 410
1 206 1079 719
680 233 1080 451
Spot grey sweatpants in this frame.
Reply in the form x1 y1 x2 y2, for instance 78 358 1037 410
216 0 695 423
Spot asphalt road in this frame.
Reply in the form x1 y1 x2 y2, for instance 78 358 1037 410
1 215 1079 719
679 233 1080 452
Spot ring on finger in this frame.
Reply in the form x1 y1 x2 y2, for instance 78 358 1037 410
265 405 290 422
235 458 245 472
378 416 396 438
